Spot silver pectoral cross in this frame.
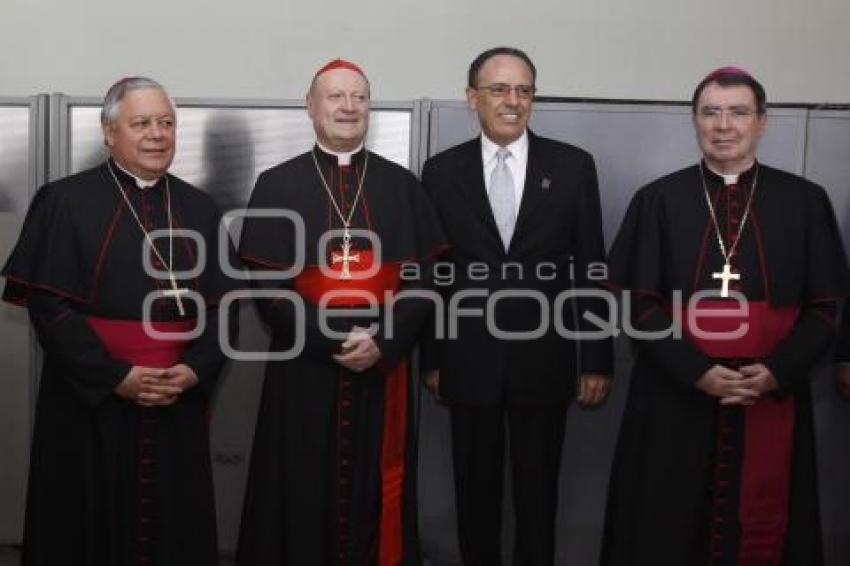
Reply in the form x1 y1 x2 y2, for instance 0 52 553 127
331 229 360 280
712 263 740 298
163 272 188 316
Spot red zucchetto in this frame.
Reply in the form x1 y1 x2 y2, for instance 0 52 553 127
702 66 752 81
313 58 367 79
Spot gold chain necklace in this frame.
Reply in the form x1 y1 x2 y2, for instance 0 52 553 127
106 162 187 315
698 161 760 298
310 149 369 279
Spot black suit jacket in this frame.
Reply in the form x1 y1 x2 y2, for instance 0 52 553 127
421 131 612 406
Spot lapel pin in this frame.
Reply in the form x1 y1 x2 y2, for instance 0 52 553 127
541 178 551 190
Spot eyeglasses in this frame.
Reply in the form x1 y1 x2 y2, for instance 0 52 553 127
697 105 759 122
477 83 536 99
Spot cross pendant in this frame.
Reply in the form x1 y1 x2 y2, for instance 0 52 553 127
712 262 740 298
163 272 188 316
331 230 360 280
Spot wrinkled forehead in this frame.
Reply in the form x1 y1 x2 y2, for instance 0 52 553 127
118 87 176 118
312 68 371 94
478 54 534 84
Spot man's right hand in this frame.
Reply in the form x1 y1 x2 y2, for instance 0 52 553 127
423 369 440 400
695 364 759 406
114 366 182 407
836 365 850 398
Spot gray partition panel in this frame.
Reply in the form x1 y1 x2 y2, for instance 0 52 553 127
54 96 415 553
429 100 807 246
0 96 47 544
39 95 850 563
805 110 850 239
421 100 824 566
803 109 850 566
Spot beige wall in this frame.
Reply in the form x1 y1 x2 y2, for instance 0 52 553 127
1 0 848 103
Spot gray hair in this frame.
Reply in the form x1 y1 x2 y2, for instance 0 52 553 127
100 77 176 125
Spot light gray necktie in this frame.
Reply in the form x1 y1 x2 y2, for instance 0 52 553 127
488 147 516 250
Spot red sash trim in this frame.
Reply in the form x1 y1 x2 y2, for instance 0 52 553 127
85 316 193 367
293 250 401 306
378 360 407 566
738 397 795 565
679 299 798 359
85 315 195 564
682 300 796 564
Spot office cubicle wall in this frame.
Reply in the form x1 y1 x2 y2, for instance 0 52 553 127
426 100 807 244
50 95 419 552
0 96 47 543
419 100 848 566
803 109 850 565
4 95 849 563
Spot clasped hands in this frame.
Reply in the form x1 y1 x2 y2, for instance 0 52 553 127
333 325 382 372
695 363 778 406
114 363 199 407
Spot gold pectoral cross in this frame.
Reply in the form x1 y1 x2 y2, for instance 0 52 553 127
163 272 188 316
331 231 360 280
712 262 741 298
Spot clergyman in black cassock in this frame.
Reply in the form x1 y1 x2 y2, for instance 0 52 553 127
2 78 237 565
602 67 848 565
236 60 445 566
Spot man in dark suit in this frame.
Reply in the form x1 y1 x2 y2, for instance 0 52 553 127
420 47 613 565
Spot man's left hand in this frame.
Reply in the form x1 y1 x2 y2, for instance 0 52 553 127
835 365 850 398
577 373 611 408
160 363 200 393
737 363 779 394
333 326 382 372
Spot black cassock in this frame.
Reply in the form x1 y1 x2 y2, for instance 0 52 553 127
3 161 236 566
236 147 445 566
602 163 848 565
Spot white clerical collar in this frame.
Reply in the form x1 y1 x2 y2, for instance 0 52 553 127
481 130 528 163
315 141 365 166
705 160 756 186
112 159 160 189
